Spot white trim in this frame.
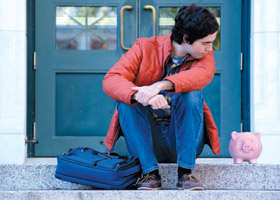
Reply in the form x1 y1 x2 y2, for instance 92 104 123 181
250 0 255 133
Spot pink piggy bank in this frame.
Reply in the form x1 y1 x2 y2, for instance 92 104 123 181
229 131 262 164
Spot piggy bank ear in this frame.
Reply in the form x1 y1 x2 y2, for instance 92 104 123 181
254 132 261 138
231 131 239 140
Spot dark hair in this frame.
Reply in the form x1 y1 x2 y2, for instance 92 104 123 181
171 4 219 44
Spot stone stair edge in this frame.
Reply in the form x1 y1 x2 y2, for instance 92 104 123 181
0 189 280 200
1 163 279 166
0 162 279 191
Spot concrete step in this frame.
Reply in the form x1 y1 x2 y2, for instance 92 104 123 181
0 190 280 200
0 162 279 191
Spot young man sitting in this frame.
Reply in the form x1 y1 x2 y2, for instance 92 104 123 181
103 4 220 190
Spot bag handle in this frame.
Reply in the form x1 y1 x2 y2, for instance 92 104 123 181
92 150 113 159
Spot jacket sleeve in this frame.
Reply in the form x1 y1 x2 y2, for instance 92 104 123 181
164 50 216 93
103 39 142 105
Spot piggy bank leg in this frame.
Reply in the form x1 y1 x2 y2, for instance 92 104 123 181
249 159 257 164
234 158 244 164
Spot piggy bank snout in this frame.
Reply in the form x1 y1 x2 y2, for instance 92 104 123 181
241 143 253 153
243 144 250 149
242 141 253 149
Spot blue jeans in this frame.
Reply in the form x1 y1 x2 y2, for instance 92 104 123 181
116 90 204 174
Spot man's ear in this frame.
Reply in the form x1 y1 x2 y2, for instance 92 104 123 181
183 34 189 43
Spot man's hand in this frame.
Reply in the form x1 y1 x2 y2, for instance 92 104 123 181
148 95 170 110
131 80 174 106
132 85 161 106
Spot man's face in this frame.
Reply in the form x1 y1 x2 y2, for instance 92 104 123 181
184 32 217 59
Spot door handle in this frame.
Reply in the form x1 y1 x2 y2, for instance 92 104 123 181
144 5 156 36
120 5 133 50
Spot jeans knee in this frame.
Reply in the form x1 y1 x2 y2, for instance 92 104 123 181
116 101 126 110
116 101 146 116
173 90 203 107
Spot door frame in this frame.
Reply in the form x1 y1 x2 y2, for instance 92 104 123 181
241 0 251 132
26 0 251 157
26 0 36 157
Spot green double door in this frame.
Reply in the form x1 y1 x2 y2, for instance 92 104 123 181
35 0 241 157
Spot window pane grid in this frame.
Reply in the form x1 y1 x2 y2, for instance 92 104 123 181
56 6 117 50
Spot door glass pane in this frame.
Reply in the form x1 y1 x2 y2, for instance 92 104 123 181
159 7 221 50
56 6 117 50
